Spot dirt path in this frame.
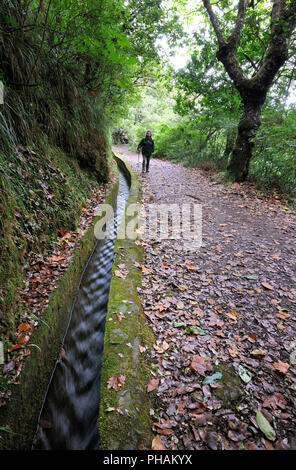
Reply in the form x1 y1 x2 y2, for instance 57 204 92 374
114 145 296 451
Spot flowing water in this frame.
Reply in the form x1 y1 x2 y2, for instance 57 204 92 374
32 169 130 450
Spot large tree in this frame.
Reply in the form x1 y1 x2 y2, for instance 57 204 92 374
202 0 296 181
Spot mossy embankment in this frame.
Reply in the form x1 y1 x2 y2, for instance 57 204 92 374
98 154 155 450
0 159 119 450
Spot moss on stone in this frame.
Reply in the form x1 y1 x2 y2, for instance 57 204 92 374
98 154 155 451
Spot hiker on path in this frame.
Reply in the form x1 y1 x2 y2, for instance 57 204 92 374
137 130 154 173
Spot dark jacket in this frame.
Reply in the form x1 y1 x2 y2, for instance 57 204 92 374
137 136 154 156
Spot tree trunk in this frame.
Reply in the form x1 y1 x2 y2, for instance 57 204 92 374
227 100 263 181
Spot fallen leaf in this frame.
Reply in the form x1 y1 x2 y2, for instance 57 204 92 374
276 312 290 320
154 427 173 435
152 435 166 450
141 266 151 274
17 323 32 333
263 393 287 410
238 364 252 383
250 349 267 357
114 270 127 279
16 333 30 345
58 230 71 238
226 310 238 321
228 346 239 358
190 355 212 376
2 361 15 374
261 282 274 290
256 411 276 441
107 375 126 391
48 254 65 262
7 344 22 353
264 439 275 451
202 372 222 385
59 348 66 360
185 262 196 271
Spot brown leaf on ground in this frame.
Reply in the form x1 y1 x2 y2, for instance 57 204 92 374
17 323 32 333
48 254 65 262
226 310 238 321
7 344 22 353
115 145 296 451
59 348 66 360
185 262 196 271
263 392 287 410
276 312 290 320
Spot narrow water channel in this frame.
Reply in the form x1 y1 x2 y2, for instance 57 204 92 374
32 168 130 450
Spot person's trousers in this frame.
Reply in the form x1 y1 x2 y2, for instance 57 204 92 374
142 154 151 172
